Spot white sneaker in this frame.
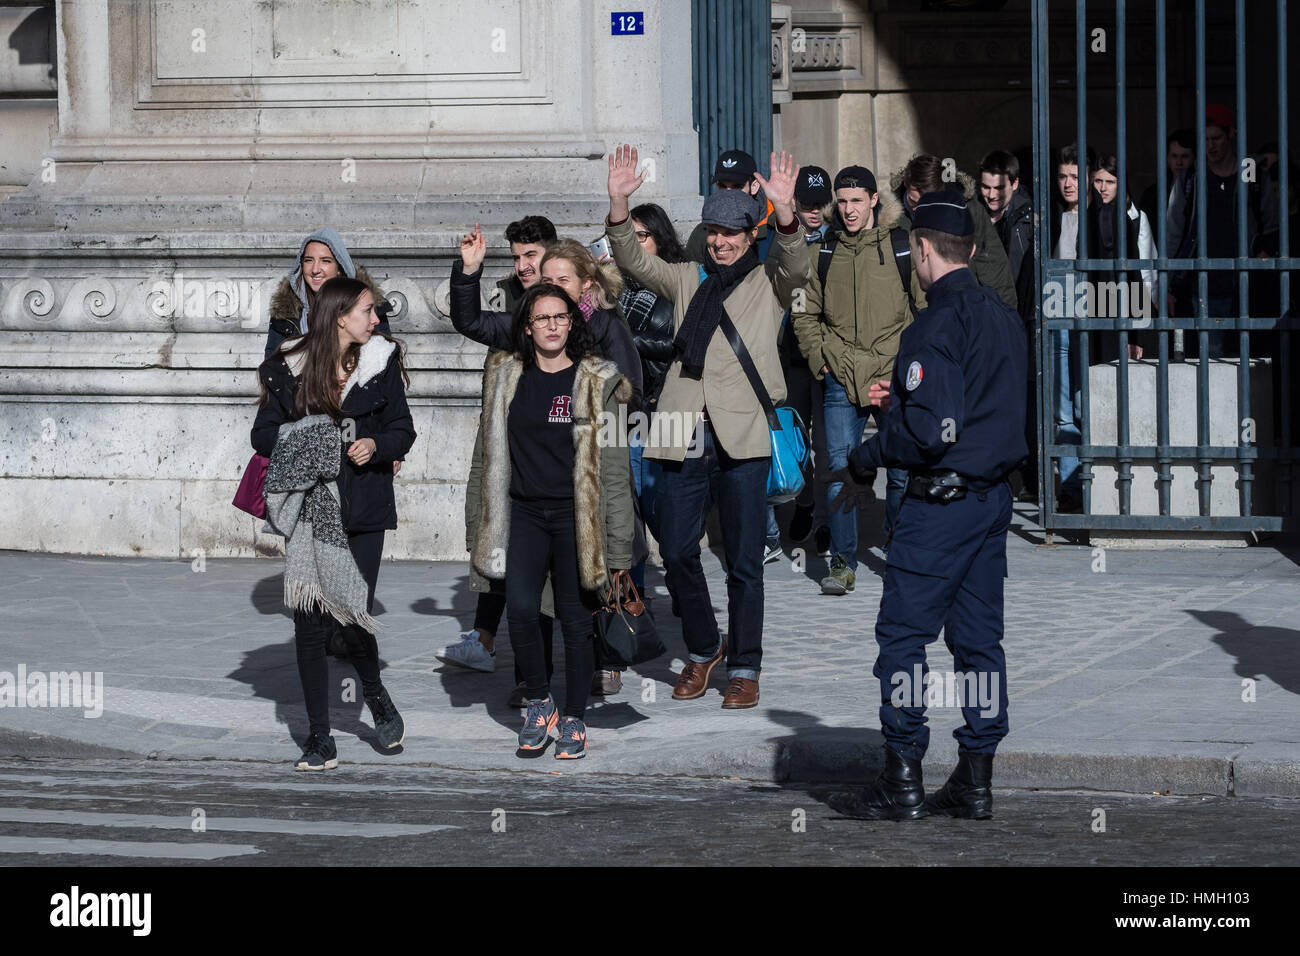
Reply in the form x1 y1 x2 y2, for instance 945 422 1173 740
436 630 496 672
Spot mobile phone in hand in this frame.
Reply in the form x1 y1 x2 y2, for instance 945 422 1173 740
587 235 612 261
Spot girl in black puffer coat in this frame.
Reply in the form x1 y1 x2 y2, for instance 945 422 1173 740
253 277 416 771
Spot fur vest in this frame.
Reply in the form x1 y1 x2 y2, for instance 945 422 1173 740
471 351 634 593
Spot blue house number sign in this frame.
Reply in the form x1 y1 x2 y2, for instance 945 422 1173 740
611 12 644 35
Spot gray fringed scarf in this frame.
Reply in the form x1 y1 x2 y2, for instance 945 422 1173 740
263 414 379 634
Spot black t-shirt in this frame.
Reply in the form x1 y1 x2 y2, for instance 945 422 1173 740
508 363 578 501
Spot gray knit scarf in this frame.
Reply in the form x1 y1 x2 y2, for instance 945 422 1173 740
263 414 378 634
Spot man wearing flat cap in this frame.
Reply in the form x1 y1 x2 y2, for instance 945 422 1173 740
827 189 1027 822
605 144 810 711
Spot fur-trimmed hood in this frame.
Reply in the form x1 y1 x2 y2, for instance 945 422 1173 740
889 163 977 205
270 264 387 325
471 351 634 593
889 160 1020 308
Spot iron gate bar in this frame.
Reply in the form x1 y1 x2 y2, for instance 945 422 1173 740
1116 0 1131 515
1033 0 1051 525
1235 0 1251 518
1155 0 1172 518
1076 0 1091 517
1195 0 1212 518
1046 515 1284 531
1031 0 1297 534
1279 0 1293 515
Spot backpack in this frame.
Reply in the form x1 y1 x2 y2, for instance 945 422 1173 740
816 227 918 319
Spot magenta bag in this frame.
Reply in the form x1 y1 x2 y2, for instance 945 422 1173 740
232 453 269 518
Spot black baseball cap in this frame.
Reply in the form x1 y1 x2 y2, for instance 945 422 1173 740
834 165 878 193
713 149 757 184
795 166 833 206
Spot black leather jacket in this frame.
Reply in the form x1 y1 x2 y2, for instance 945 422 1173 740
618 280 675 407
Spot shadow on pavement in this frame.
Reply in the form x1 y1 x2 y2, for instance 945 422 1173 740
227 638 396 753
251 573 292 619
411 573 477 620
435 657 528 735
1190 609 1300 696
763 707 887 800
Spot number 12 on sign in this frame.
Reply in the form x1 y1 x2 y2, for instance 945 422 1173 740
612 12 644 35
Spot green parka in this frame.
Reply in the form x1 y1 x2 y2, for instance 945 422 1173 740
790 191 920 408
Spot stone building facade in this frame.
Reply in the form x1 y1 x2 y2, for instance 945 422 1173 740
1 1 1282 557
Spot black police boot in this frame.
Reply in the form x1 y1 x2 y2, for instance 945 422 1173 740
925 751 994 819
827 746 929 821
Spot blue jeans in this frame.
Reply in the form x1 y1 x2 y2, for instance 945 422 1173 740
629 441 661 591
656 420 768 678
824 372 906 568
1054 329 1081 490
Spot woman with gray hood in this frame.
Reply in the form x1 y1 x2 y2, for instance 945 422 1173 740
264 227 392 360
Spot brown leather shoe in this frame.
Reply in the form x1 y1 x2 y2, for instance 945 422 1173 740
672 638 727 700
721 677 759 709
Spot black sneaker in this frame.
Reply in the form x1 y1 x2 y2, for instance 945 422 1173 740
364 687 405 749
788 503 815 543
294 733 338 771
763 537 783 565
814 525 831 557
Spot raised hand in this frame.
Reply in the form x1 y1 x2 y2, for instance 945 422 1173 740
753 151 800 227
608 144 647 200
460 222 487 273
607 144 648 224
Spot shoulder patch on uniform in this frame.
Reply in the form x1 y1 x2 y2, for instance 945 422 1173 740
905 361 923 391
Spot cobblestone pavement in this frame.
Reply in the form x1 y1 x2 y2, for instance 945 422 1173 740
2 505 1299 795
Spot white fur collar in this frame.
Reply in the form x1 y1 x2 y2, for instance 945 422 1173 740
282 336 396 404
341 336 396 403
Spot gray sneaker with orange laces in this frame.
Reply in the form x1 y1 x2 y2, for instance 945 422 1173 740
518 695 558 751
555 717 588 759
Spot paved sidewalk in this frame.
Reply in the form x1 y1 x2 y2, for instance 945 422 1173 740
3 504 1299 796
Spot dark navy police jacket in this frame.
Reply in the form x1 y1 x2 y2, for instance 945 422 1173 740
851 267 1027 483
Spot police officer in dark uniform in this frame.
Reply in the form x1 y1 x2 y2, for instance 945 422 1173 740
826 189 1028 821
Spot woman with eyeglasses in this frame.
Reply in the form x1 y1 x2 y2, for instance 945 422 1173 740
468 282 634 759
452 225 645 704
